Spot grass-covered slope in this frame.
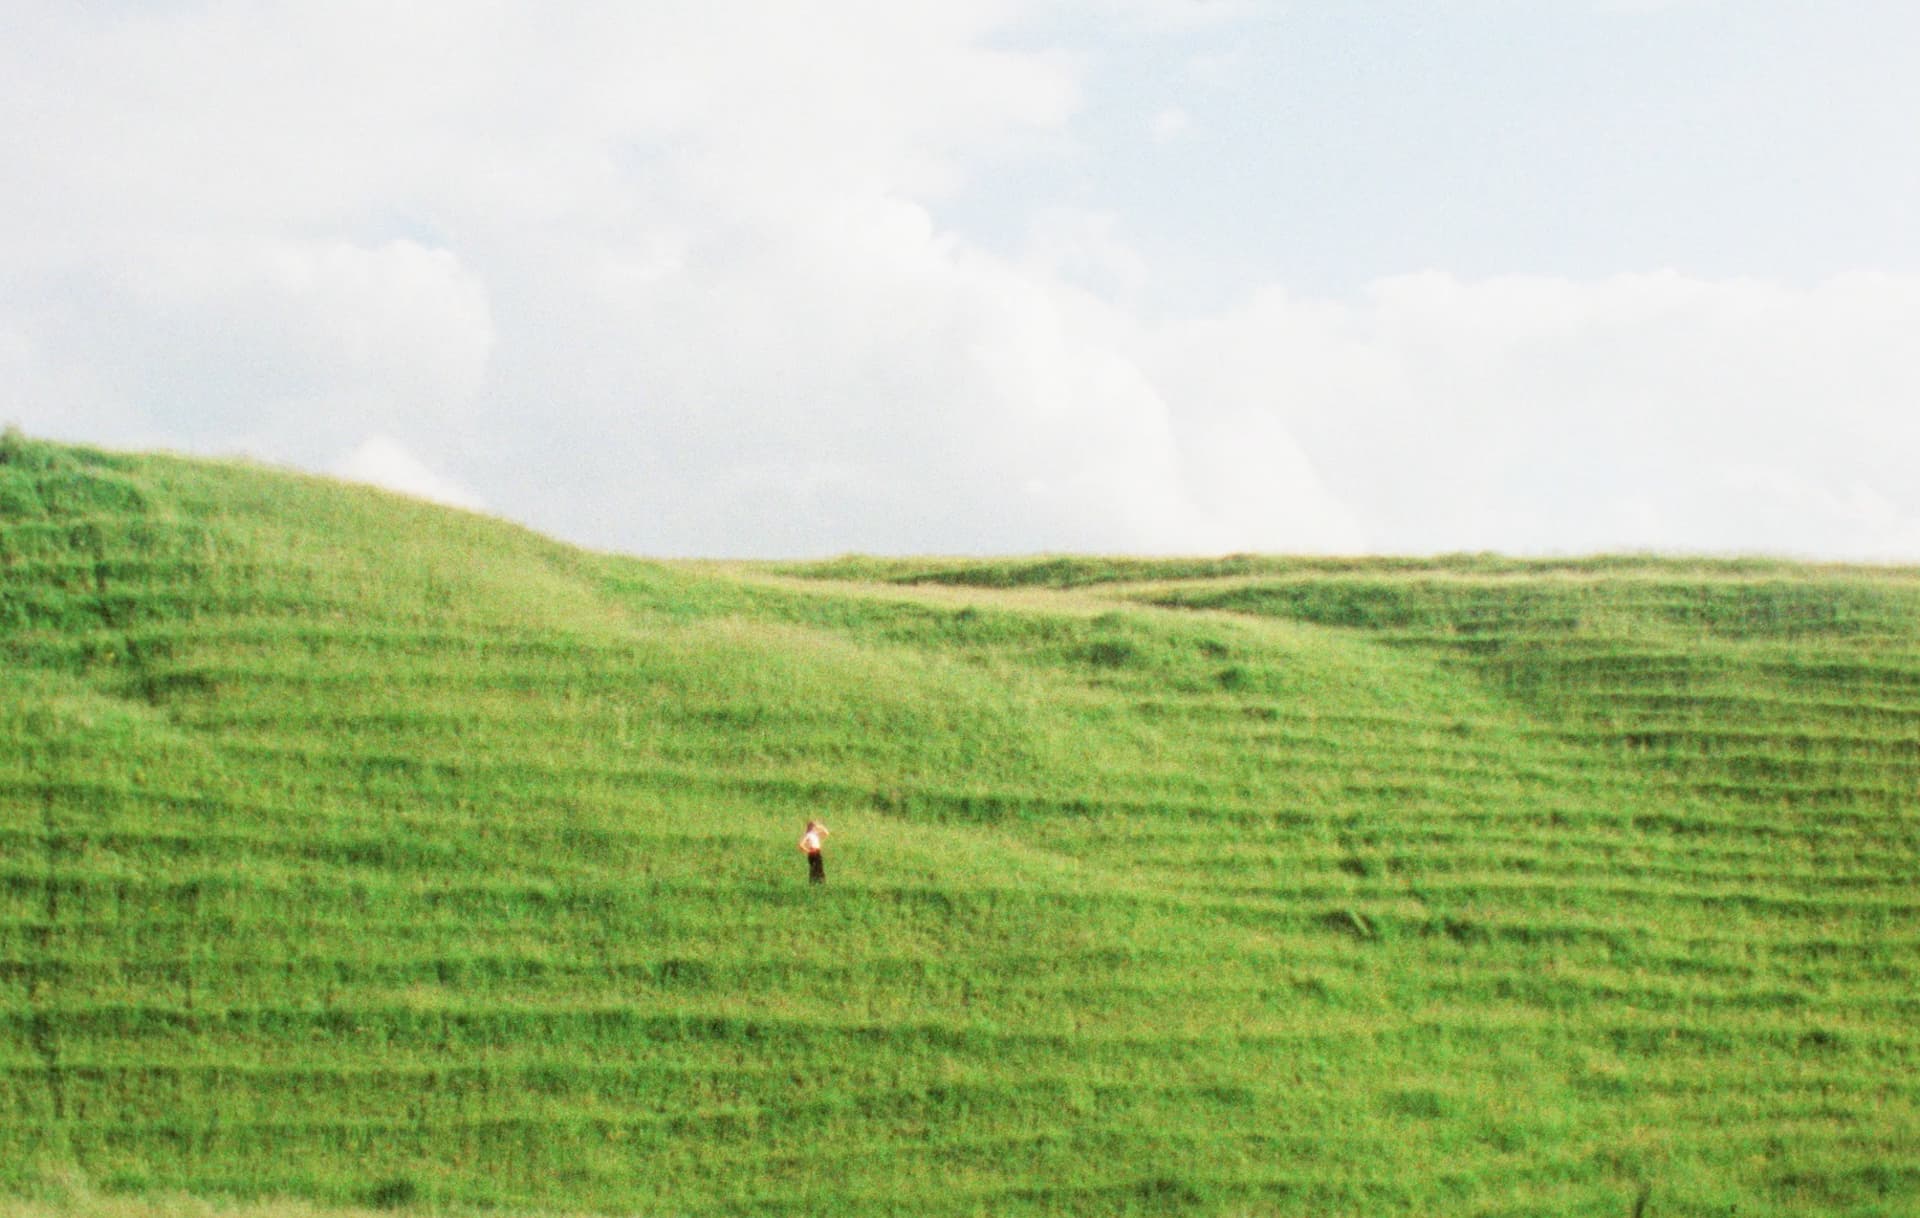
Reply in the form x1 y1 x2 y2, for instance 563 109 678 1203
3 434 1916 1216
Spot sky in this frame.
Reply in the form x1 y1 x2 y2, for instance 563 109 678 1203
5 0 1920 560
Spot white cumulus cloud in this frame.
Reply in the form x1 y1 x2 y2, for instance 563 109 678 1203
1147 269 1920 560
337 436 485 511
5 2 1919 562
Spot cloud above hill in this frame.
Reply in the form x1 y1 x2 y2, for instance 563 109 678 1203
337 435 486 512
5 2 1918 559
1149 270 1920 558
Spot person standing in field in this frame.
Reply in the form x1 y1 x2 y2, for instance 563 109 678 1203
799 820 830 884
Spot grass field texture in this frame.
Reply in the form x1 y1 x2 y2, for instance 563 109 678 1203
2 432 1916 1215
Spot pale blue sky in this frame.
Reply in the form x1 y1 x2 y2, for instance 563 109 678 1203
6 1 1920 558
952 2 1920 302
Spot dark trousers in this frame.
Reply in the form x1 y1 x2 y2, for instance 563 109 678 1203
807 852 825 884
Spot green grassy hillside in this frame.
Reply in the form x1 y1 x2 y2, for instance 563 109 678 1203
3 433 1916 1216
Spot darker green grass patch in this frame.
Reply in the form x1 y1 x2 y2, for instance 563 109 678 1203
361 1175 419 1209
1380 1087 1450 1120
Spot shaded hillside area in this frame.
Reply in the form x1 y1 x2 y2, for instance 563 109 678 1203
3 434 1917 1216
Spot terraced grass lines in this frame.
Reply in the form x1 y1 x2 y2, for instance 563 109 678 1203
3 435 1917 1215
